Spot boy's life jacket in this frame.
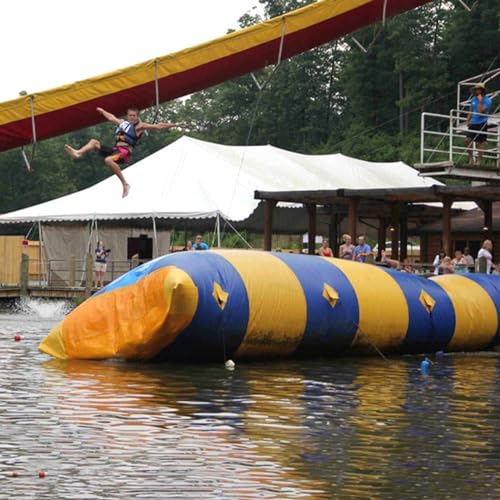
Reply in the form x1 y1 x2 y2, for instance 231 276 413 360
115 121 141 147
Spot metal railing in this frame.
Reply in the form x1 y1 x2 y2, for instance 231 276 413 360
6 256 148 290
420 108 500 166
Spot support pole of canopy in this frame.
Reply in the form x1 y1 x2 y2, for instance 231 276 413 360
216 212 221 248
38 220 44 287
219 214 252 249
80 218 96 287
152 215 159 258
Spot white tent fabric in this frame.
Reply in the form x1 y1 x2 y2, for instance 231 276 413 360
0 136 447 224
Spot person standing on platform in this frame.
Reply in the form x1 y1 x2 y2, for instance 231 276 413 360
95 240 111 289
465 83 492 166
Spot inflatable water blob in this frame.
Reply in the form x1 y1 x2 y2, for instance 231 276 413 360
39 250 500 361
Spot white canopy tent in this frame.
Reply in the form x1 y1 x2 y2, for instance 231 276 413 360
0 136 457 284
1 135 444 225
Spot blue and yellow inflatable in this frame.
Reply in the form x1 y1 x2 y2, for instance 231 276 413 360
39 250 500 360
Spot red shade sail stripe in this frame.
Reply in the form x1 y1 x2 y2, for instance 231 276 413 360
0 0 430 152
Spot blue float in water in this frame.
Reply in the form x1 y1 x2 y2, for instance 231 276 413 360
435 350 445 358
420 358 430 375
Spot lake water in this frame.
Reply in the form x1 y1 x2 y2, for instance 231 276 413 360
0 299 499 499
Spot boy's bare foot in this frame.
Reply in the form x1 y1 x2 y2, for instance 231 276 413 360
64 144 81 159
122 184 130 198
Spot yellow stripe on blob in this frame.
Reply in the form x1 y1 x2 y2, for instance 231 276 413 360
431 275 498 350
217 250 307 359
325 259 409 352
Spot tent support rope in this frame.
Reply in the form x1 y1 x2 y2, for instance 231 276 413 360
21 95 37 171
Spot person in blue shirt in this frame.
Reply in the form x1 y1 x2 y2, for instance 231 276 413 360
465 82 493 166
193 235 209 250
353 235 371 263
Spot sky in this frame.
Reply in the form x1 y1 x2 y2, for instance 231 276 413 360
1 0 263 102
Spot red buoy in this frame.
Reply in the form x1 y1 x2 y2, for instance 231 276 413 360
14 335 22 342
38 471 46 479
11 472 18 478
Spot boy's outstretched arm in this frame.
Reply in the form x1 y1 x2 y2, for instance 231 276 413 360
96 107 122 125
138 121 181 131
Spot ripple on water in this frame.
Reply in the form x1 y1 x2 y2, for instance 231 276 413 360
0 312 499 498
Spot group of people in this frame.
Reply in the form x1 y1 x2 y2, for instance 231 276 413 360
433 240 495 275
318 234 372 262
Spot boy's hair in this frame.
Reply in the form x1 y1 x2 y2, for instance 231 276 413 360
127 107 140 114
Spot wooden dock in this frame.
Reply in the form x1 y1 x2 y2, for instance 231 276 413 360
0 286 92 300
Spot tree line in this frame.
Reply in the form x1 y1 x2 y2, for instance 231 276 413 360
0 0 498 215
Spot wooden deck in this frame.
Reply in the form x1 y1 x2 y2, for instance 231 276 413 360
414 162 500 182
0 286 94 300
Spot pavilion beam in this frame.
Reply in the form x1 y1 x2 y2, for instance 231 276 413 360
441 196 452 257
306 204 317 255
347 198 359 242
390 203 400 260
263 200 277 251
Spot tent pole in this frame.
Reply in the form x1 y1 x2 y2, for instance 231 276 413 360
217 212 221 248
38 220 44 287
219 214 252 249
152 216 159 258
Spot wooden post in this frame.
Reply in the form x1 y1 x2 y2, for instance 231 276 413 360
264 200 276 251
85 253 93 298
390 203 400 260
347 198 359 242
377 218 386 261
329 211 339 257
483 200 493 241
400 203 408 260
68 255 76 288
306 204 317 255
441 197 452 257
20 253 29 296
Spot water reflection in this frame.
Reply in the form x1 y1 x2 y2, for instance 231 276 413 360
0 308 499 498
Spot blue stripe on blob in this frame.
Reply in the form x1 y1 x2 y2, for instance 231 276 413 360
386 269 455 353
98 252 249 361
459 274 500 347
161 252 249 361
273 253 359 355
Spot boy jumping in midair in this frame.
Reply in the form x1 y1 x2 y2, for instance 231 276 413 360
64 107 178 197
